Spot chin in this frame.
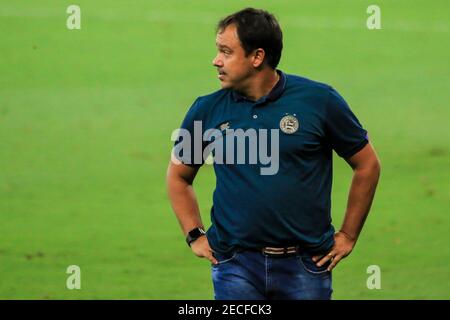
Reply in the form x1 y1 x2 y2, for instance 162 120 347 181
219 80 233 89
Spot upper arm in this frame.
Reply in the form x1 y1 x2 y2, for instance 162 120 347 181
345 143 381 171
324 87 369 159
166 159 200 186
168 97 206 185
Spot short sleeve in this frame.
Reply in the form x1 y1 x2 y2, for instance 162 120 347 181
172 98 206 167
325 87 369 158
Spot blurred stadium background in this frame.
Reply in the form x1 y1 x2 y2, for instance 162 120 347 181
0 0 449 299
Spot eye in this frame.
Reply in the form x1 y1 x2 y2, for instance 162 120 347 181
218 48 231 56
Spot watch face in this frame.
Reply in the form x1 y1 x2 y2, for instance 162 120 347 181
186 228 205 247
189 228 205 238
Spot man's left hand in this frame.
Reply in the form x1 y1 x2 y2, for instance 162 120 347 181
312 232 356 272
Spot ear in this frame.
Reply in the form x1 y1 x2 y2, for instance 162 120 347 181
252 48 266 68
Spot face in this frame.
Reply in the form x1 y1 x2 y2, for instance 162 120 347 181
212 24 257 90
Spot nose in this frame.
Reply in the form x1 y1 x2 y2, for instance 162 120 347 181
212 53 223 67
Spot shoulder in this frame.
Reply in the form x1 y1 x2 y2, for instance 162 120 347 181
194 88 230 110
283 73 344 110
284 73 333 96
187 88 230 118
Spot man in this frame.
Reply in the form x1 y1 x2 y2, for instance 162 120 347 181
167 8 380 300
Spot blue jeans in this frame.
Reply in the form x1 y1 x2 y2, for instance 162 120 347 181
211 250 332 300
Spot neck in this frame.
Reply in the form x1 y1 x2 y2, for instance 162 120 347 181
236 68 279 101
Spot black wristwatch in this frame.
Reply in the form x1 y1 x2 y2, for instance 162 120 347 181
186 227 206 247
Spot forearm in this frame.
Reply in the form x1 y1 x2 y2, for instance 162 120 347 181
340 163 380 242
167 176 204 236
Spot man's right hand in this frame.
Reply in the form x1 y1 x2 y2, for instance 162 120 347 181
190 235 219 265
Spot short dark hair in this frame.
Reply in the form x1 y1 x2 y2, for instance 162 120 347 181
217 8 283 69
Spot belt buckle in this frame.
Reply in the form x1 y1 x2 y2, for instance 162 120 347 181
262 246 298 257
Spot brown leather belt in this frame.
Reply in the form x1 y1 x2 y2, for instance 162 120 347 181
261 246 299 257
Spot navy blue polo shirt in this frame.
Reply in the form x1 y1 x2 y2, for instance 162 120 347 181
174 70 368 254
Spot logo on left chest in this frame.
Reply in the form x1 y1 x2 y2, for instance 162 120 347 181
279 114 299 134
219 122 230 131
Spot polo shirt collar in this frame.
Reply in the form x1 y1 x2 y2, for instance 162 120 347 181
231 69 286 103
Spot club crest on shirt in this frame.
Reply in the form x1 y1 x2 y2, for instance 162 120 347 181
279 115 299 134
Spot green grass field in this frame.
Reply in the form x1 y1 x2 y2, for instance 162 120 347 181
0 0 449 299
